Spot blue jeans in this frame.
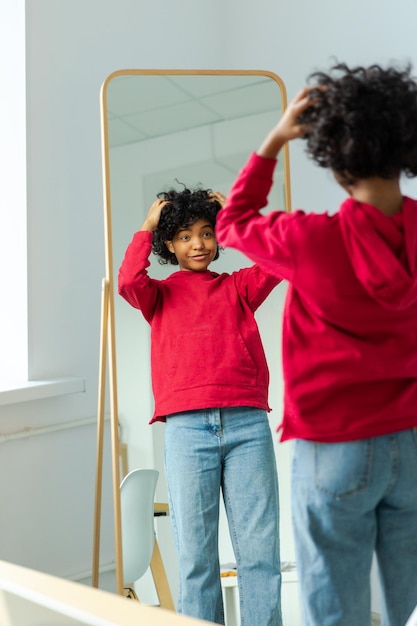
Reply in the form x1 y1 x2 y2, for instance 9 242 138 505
164 407 282 625
291 428 417 626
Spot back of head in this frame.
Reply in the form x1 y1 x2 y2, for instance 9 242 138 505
152 186 222 265
298 62 417 184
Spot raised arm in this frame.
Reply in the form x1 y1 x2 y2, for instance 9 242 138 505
118 198 168 322
256 86 313 158
140 198 168 232
215 88 315 279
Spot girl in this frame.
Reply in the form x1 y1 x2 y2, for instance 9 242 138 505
118 187 282 625
216 63 417 626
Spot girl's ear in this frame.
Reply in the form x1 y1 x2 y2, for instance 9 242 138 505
165 240 175 253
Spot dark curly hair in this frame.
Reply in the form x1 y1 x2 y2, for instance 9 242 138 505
297 62 417 184
152 186 222 265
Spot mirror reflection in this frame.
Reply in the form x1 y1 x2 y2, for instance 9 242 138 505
98 70 293 611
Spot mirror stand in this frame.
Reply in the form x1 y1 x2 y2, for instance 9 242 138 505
92 277 124 594
92 276 175 607
92 83 124 593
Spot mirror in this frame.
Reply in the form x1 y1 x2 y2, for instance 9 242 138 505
93 69 292 599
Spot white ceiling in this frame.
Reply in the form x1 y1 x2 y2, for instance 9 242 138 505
105 73 283 148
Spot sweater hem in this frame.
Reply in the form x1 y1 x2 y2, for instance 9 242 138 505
278 418 417 443
150 400 272 424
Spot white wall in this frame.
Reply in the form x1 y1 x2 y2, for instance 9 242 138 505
221 0 417 207
1 0 416 615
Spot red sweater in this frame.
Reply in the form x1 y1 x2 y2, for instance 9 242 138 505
216 153 417 442
118 231 280 423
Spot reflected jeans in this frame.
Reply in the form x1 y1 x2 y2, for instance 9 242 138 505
292 428 417 626
164 407 282 625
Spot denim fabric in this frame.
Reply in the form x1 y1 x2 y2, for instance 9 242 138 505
292 428 417 626
164 406 282 625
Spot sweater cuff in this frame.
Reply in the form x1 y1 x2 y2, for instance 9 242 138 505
129 229 153 258
134 230 153 242
246 152 277 179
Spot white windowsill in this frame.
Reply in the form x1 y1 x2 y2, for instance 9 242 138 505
0 377 85 406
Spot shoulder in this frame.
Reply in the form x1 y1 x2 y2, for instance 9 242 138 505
286 208 340 228
271 209 339 240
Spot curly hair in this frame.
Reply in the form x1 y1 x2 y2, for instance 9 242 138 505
297 62 417 184
152 186 222 265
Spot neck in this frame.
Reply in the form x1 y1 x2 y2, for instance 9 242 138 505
348 177 403 216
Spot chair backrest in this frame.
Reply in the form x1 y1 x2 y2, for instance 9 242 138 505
120 468 159 585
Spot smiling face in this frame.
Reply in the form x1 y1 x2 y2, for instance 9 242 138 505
165 219 218 271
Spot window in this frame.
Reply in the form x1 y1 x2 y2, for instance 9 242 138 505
0 0 28 384
0 1 84 403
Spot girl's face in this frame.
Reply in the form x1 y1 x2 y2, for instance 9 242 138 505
165 219 218 271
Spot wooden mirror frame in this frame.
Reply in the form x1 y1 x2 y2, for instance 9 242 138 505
92 69 291 597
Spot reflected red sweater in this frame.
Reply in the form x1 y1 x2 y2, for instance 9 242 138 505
216 153 417 442
118 231 280 423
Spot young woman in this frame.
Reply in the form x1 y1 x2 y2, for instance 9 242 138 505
118 188 282 625
216 63 417 626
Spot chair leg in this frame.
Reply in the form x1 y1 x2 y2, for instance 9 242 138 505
123 586 139 600
150 538 175 611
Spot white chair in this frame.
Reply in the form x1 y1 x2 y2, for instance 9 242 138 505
120 468 159 600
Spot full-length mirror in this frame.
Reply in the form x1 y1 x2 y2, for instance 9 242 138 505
94 70 292 604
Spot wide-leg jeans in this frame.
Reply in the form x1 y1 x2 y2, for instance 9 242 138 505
164 406 282 625
292 428 417 626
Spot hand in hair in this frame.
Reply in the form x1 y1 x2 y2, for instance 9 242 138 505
140 198 168 232
257 86 323 159
209 191 227 207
